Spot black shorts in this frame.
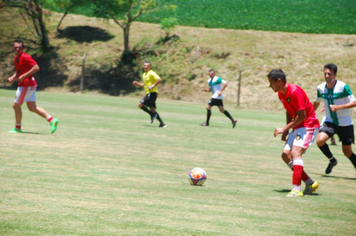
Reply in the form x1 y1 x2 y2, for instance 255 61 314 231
208 98 223 107
320 122 355 145
140 92 157 108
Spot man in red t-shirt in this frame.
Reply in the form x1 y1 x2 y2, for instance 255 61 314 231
7 39 58 134
267 69 320 197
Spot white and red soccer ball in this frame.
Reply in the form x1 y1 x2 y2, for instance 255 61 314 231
188 167 207 186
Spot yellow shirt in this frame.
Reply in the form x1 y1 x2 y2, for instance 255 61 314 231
143 69 160 94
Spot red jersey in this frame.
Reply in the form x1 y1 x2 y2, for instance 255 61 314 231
14 52 37 87
278 84 319 130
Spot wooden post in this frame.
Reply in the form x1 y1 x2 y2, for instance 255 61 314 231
80 53 87 91
237 65 243 107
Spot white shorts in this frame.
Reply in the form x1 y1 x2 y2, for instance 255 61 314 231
14 85 37 104
284 127 319 150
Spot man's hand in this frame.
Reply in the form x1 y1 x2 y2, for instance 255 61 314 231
329 105 338 112
274 127 285 137
8 76 15 83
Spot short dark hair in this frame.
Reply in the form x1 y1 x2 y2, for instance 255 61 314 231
14 38 24 48
209 69 215 73
267 69 286 83
324 63 337 74
144 60 151 66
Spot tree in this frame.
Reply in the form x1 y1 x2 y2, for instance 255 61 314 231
93 0 158 56
2 0 51 52
160 17 178 39
49 0 91 32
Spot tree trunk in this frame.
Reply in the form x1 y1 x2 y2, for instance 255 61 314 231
123 25 130 53
34 0 50 52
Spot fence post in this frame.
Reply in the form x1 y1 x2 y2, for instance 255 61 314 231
80 53 87 91
237 65 243 107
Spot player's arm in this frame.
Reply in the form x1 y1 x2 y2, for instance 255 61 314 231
274 110 306 138
218 82 227 96
203 88 211 92
18 64 39 83
148 77 162 90
286 110 306 130
133 81 144 87
8 72 17 83
313 101 320 111
330 101 356 112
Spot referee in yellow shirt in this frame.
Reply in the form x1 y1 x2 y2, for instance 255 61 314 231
133 61 166 128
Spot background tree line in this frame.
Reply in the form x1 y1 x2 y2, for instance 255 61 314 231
1 0 177 60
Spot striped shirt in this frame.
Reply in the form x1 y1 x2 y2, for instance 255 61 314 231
208 76 226 99
315 80 356 126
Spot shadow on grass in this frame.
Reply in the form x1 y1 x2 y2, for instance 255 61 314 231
319 174 356 181
56 26 114 43
273 189 321 196
274 189 291 193
68 60 139 96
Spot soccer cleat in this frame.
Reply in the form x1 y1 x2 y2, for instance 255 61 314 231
51 119 59 134
325 161 337 174
286 189 304 197
330 139 337 146
151 113 157 123
303 181 319 195
232 119 238 128
8 128 23 133
159 123 167 128
200 122 209 126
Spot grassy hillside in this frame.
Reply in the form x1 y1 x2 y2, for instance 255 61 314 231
0 8 356 112
1 90 356 235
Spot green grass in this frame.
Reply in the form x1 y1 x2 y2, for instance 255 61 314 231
46 0 356 34
145 0 356 34
1 89 356 235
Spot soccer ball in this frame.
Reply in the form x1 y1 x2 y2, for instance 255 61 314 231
188 167 207 186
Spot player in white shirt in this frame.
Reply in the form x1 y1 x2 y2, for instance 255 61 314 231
200 69 237 128
313 63 356 174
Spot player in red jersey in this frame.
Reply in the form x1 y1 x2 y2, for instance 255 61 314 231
7 39 58 134
267 69 320 197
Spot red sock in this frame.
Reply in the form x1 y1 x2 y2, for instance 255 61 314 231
15 123 21 130
293 165 303 186
302 171 310 182
46 116 53 123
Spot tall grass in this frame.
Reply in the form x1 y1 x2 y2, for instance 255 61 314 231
1 89 356 235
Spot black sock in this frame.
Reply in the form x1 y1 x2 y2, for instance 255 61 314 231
319 144 337 163
223 110 234 122
206 110 211 124
348 153 356 168
156 113 164 124
141 106 152 116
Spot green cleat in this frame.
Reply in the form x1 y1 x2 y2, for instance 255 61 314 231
51 119 59 134
8 128 23 133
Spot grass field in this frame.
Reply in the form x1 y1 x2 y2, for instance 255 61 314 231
1 89 356 235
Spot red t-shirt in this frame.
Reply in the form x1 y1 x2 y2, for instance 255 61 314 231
14 52 37 87
278 84 319 130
